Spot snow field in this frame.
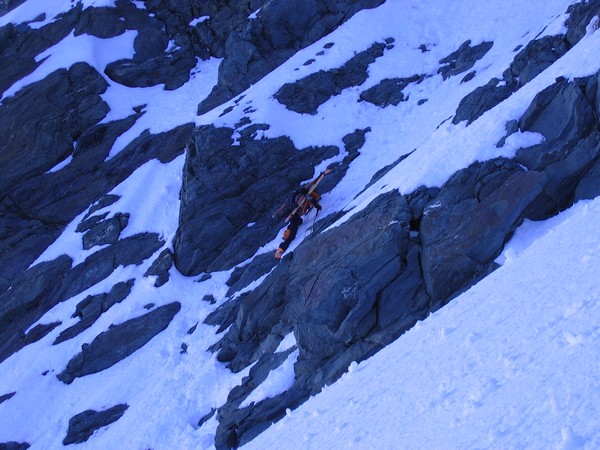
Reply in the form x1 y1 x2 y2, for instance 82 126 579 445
1 0 600 448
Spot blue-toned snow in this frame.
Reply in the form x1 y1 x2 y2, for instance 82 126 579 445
0 0 599 448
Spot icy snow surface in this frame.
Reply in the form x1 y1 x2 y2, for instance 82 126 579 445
1 0 599 448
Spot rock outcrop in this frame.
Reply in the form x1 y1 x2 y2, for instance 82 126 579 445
438 39 493 80
174 124 341 275
359 74 425 107
196 69 600 448
63 404 129 445
0 233 164 363
197 0 386 114
453 0 600 125
274 41 389 114
57 302 181 384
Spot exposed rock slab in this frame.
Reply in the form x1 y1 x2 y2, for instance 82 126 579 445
197 0 386 114
57 302 181 384
438 40 493 80
63 404 128 445
274 42 387 114
54 279 135 345
0 233 164 363
174 124 339 275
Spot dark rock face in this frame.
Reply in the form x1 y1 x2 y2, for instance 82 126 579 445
420 160 546 301
210 191 436 448
0 62 109 196
0 0 27 16
0 38 193 292
565 0 600 46
359 74 424 107
274 42 387 114
0 116 192 296
1 1 599 448
174 124 339 275
75 1 199 90
197 0 386 114
0 233 164 363
54 279 135 345
453 77 515 125
518 77 595 151
189 0 269 60
82 213 130 250
438 40 493 80
451 0 600 125
63 404 129 445
452 35 570 125
1 0 200 300
0 255 72 363
225 253 279 297
57 302 181 384
516 75 600 218
144 249 174 287
205 71 600 446
0 442 30 450
505 36 570 86
575 155 600 201
0 5 82 96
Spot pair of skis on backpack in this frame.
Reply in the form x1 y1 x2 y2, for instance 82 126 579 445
272 169 331 223
271 169 331 260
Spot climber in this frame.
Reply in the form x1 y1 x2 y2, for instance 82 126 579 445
274 169 331 260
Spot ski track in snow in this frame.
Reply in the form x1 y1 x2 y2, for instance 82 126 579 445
1 0 600 448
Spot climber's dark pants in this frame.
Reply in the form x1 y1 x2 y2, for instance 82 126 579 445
279 213 303 252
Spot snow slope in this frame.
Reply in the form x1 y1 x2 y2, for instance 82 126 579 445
248 196 600 449
1 0 599 448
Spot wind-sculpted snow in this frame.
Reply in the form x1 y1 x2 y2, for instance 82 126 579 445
1 0 600 448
